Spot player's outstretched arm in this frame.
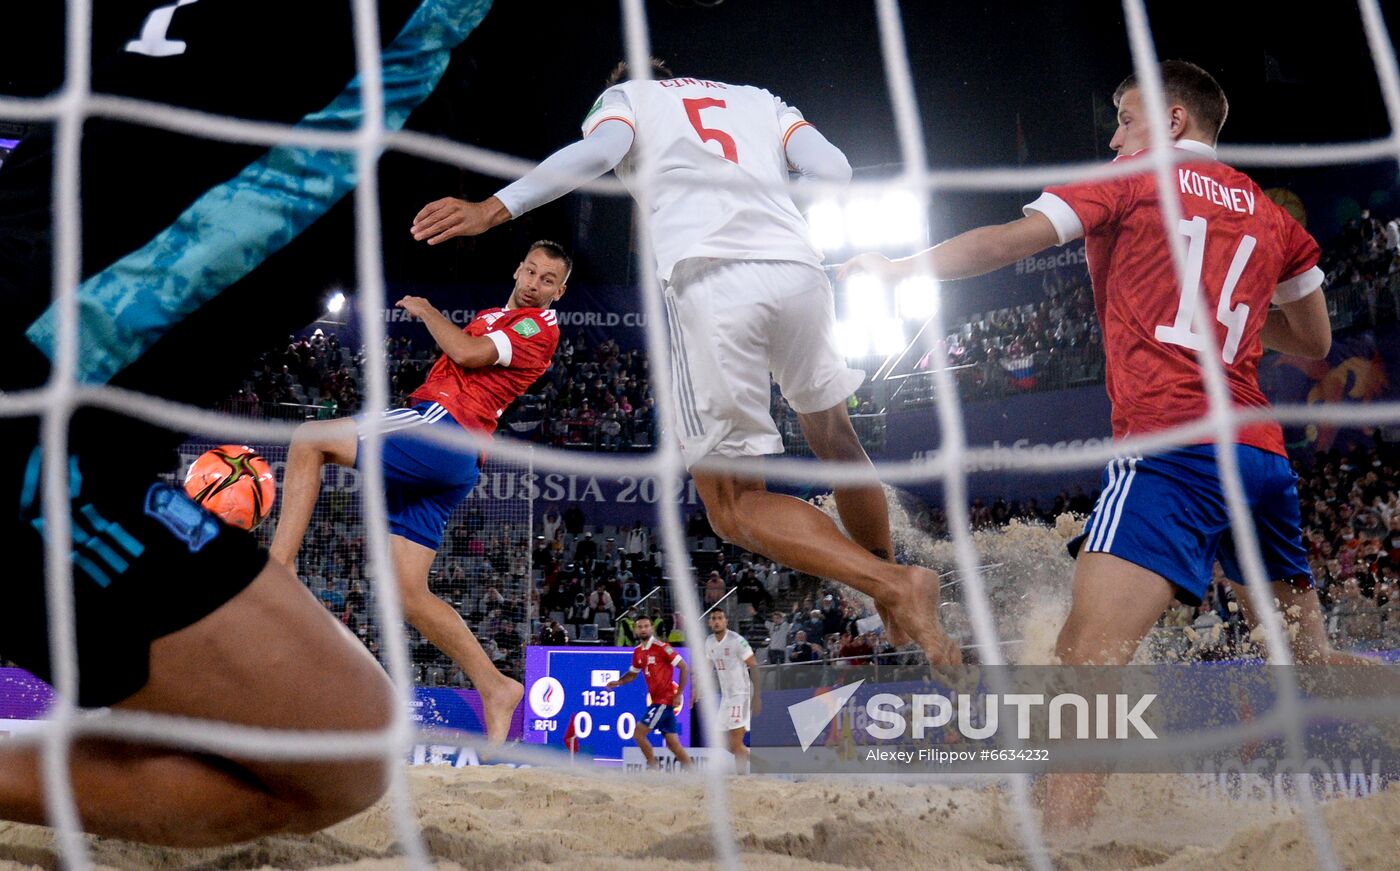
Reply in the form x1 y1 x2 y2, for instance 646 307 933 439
840 212 1060 284
1260 289 1331 360
395 295 499 368
410 121 634 245
606 670 640 689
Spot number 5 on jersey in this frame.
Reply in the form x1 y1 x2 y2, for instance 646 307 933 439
683 98 739 164
1155 216 1256 365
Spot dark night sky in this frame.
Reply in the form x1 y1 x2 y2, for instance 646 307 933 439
381 0 1400 291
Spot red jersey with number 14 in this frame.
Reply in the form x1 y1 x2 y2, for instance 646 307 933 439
630 637 682 707
1024 141 1323 458
409 306 559 434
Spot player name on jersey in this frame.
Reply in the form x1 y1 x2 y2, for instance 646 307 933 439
1178 168 1257 215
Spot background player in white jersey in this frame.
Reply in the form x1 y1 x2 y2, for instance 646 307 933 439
411 59 959 668
704 609 761 774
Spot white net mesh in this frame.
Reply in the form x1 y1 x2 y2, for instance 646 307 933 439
3 0 1400 869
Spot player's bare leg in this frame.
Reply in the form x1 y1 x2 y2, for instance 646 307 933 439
797 404 910 646
727 728 750 775
1227 580 1381 667
663 733 693 769
391 535 523 745
1043 552 1176 833
693 470 959 666
0 560 392 847
268 419 358 568
634 732 659 769
1227 579 1400 746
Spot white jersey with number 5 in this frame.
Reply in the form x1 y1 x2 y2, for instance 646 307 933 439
704 630 754 698
581 77 824 281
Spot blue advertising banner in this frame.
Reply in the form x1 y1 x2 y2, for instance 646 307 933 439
883 386 1115 503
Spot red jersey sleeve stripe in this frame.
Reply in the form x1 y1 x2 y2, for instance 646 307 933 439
782 119 813 149
586 115 635 137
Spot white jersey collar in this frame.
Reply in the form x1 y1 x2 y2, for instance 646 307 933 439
1175 138 1218 159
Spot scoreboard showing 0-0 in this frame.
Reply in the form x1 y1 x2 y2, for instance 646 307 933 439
524 646 693 763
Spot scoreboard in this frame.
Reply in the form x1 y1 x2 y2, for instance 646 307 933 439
523 645 693 763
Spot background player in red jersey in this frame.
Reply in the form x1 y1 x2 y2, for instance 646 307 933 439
269 240 567 745
607 615 693 769
843 60 1381 828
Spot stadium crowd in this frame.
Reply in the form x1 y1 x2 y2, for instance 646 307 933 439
933 279 1106 402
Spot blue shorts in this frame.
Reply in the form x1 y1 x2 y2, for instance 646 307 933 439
355 403 479 550
1067 444 1313 604
642 703 680 735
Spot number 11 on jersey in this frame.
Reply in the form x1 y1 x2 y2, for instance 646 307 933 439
1154 216 1256 365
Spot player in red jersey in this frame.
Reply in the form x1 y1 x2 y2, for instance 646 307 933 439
270 240 567 745
844 61 1380 827
607 615 693 769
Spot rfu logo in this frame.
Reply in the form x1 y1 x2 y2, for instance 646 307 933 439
528 677 565 718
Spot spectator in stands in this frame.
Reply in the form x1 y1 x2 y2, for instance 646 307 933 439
704 570 726 607
820 594 844 637
575 532 598 572
736 569 773 613
563 505 585 536
624 521 648 556
788 630 822 664
766 611 790 665
687 510 715 541
541 620 568 645
837 630 873 667
588 582 615 622
542 508 562 541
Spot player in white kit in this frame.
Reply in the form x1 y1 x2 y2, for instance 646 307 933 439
703 609 761 774
411 60 958 667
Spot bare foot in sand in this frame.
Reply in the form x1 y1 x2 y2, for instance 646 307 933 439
894 565 962 667
482 677 524 746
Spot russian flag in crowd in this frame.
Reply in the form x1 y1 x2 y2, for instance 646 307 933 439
1002 354 1037 389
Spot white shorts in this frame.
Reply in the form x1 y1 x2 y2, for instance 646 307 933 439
719 693 751 732
664 258 865 469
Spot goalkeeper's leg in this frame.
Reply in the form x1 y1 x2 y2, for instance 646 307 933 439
0 560 393 846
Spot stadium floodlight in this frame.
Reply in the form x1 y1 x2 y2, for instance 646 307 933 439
895 275 940 320
845 196 890 250
326 290 346 314
834 319 871 357
870 317 909 355
843 273 890 322
836 274 900 357
878 189 927 247
807 199 847 251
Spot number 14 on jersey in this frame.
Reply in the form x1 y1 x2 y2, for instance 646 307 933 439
1155 216 1256 365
